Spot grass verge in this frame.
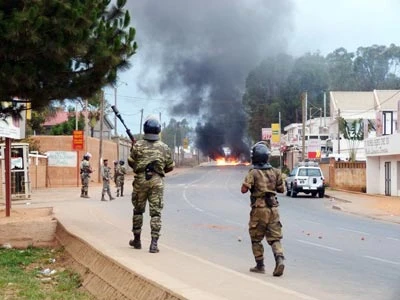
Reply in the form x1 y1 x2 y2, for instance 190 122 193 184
0 246 94 300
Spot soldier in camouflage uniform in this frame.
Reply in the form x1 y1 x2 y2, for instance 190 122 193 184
115 160 127 197
80 153 93 198
241 142 285 277
113 160 118 186
101 159 115 201
128 117 174 253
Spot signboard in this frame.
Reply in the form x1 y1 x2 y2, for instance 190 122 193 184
261 128 272 140
307 139 321 159
0 100 26 139
271 123 280 143
72 130 84 150
47 151 77 167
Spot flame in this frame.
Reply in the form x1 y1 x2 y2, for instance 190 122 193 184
215 158 250 166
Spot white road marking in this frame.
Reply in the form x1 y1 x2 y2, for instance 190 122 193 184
363 255 400 266
386 237 400 241
296 239 343 252
337 227 370 235
303 220 321 225
160 243 321 300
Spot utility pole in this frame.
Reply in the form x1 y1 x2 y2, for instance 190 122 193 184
98 90 104 183
337 108 341 154
301 92 307 161
84 99 89 152
279 111 282 169
139 109 144 134
75 101 78 130
323 91 327 128
114 87 117 136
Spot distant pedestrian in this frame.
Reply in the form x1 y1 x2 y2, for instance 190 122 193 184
115 160 127 197
101 159 115 201
80 152 93 198
128 117 174 253
241 142 285 277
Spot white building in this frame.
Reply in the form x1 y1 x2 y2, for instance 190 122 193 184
283 90 400 171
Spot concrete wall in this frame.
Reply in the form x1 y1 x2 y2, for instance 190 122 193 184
325 159 366 192
0 136 133 199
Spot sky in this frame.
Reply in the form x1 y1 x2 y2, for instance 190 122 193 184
106 0 400 138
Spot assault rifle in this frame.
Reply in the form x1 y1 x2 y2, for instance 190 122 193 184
111 105 136 144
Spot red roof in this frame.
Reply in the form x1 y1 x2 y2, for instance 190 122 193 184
43 111 70 126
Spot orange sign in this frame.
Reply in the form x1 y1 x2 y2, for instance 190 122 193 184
72 130 84 150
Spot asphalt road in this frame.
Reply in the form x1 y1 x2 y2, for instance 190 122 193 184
103 164 400 300
162 164 400 300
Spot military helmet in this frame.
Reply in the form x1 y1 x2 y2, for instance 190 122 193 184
143 117 161 141
251 142 270 166
83 152 92 160
119 160 125 165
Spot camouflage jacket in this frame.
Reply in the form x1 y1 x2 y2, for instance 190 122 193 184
115 165 126 180
242 167 284 198
80 160 92 177
101 166 112 181
128 139 174 177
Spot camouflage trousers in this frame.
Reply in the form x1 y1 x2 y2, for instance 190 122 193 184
131 174 164 238
116 177 125 196
81 175 90 194
249 206 284 261
102 180 113 198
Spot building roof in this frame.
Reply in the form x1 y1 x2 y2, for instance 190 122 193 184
330 90 400 119
43 111 69 126
374 90 400 111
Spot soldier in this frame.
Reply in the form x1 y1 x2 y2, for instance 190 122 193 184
128 117 174 253
80 152 93 198
113 160 119 186
241 142 285 277
101 159 115 201
115 160 127 197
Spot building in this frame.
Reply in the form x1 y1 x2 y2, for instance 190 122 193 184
283 90 400 170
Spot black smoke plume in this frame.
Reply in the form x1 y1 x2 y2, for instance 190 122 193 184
127 0 293 160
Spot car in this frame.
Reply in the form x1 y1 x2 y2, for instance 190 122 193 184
285 161 325 198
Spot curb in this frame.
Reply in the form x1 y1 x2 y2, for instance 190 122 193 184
55 222 185 300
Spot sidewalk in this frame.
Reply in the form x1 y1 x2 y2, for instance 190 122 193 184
325 188 400 224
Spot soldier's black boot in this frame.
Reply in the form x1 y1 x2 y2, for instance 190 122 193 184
129 233 142 249
149 237 159 253
83 191 90 198
273 256 285 277
249 259 265 274
101 194 107 201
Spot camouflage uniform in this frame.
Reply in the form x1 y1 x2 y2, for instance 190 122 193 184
80 158 92 198
242 167 285 266
128 139 174 239
101 161 115 201
115 164 127 197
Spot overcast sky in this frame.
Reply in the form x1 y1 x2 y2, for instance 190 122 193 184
107 0 400 136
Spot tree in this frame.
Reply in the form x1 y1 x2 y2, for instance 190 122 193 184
338 117 364 162
0 0 137 111
326 47 356 90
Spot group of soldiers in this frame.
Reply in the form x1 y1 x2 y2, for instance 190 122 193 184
79 154 127 201
78 116 285 277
